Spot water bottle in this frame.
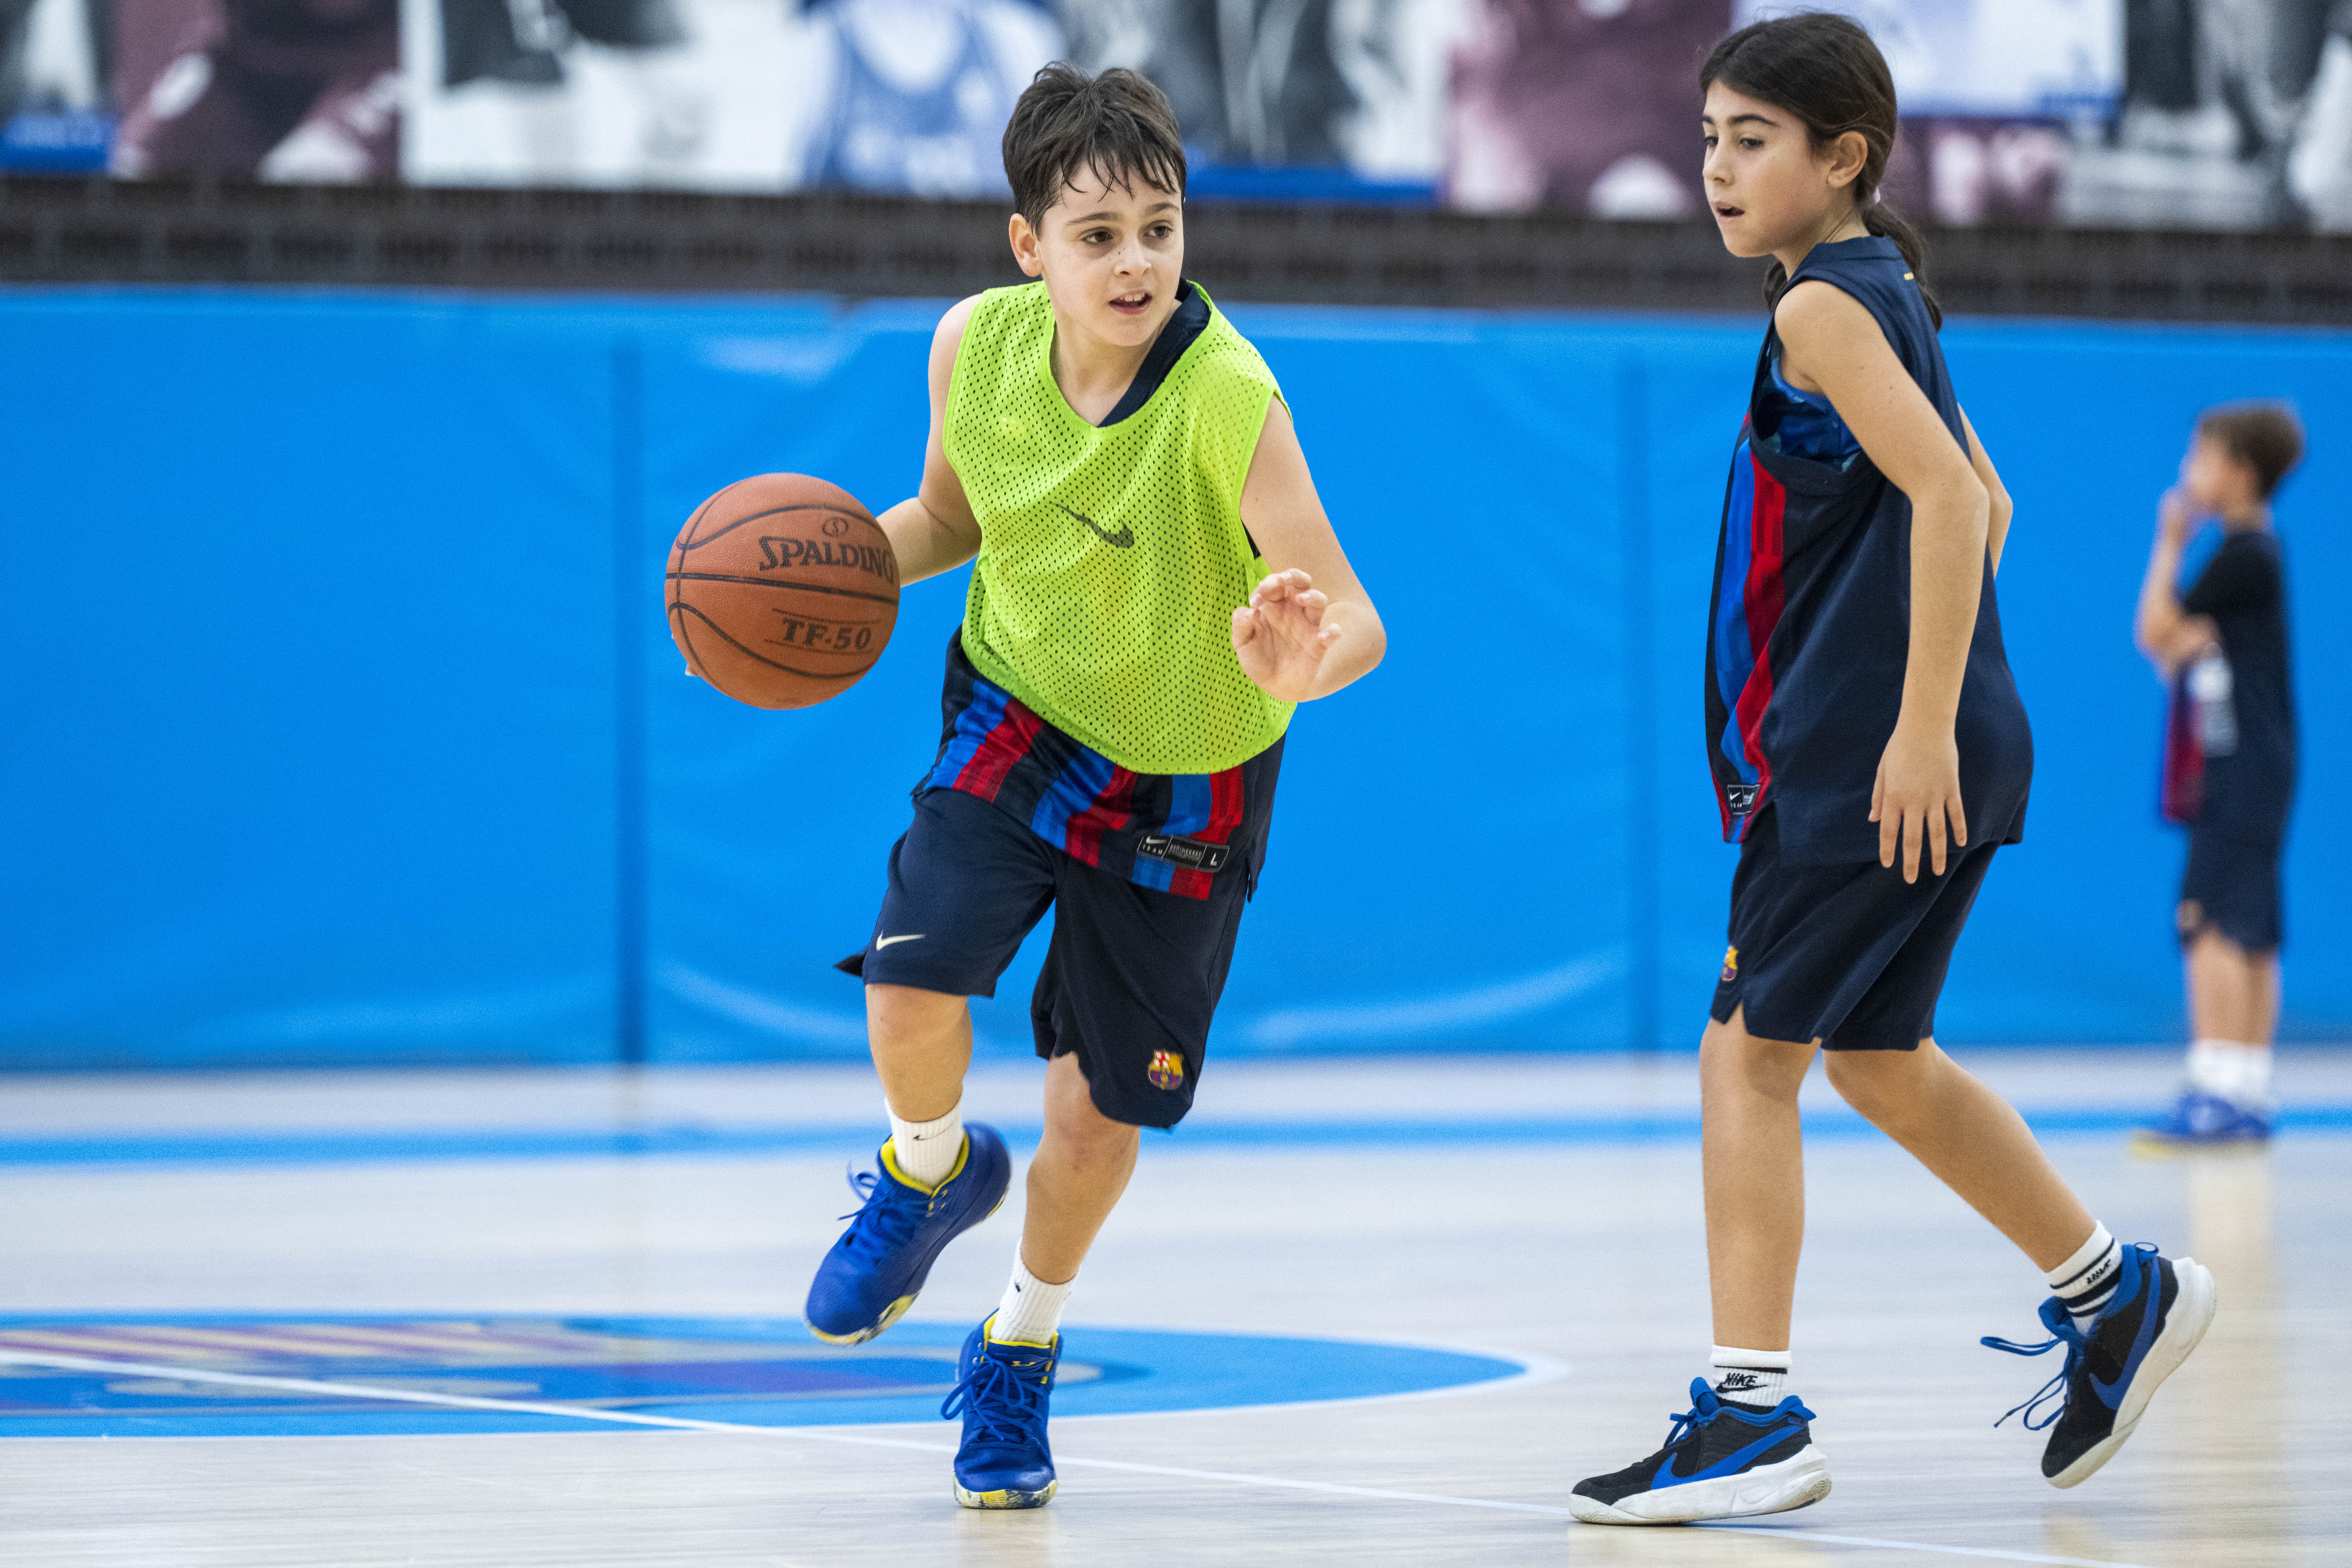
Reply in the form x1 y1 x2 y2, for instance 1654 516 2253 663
2189 650 2238 758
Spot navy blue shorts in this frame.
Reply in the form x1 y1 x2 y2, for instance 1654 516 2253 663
837 788 1255 1129
2179 827 2283 954
1710 806 1997 1051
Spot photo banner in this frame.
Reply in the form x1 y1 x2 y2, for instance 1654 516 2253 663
4 3 2350 233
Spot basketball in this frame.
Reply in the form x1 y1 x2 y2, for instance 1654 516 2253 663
666 473 900 710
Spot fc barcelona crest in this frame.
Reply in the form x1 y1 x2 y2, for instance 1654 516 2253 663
1146 1050 1185 1091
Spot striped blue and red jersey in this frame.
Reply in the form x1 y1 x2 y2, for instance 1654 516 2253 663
922 633 1280 899
1704 236 2033 866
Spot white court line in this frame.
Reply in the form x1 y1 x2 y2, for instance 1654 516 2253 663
0 1351 2155 1568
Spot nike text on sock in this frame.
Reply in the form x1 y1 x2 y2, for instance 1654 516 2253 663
2048 1223 2121 1327
1709 1345 1790 1408
886 1100 964 1189
994 1256 1072 1347
2187 1038 2272 1108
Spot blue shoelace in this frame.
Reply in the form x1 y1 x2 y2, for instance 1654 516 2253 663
941 1343 1050 1442
1981 1299 2084 1431
1660 1378 1815 1449
833 1164 932 1263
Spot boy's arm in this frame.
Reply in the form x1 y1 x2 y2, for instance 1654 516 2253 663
1958 408 2012 573
1232 399 1386 703
876 296 986 585
2135 489 2218 675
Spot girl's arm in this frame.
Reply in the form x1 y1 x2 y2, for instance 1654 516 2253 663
875 295 987 585
1776 280 1987 884
1958 408 2012 573
1232 399 1386 702
2135 489 2219 675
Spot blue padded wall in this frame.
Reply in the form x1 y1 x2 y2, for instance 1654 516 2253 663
1 287 2344 1066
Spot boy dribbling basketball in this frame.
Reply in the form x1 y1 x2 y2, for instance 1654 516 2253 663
801 64 1384 1509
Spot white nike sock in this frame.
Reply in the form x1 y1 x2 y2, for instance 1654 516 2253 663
886 1099 964 1190
2048 1223 2121 1330
993 1256 1072 1347
1709 1345 1789 1408
2187 1039 2272 1108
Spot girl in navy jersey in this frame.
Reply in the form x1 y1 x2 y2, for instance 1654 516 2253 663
1568 15 2215 1526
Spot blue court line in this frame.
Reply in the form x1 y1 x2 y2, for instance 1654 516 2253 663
0 1106 2346 1168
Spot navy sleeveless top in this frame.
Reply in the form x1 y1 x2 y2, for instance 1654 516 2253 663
1703 236 2033 866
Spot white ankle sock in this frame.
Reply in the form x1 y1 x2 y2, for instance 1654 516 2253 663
2187 1039 2272 1108
1709 1345 1789 1408
2049 1223 2121 1329
886 1100 964 1189
993 1257 1071 1347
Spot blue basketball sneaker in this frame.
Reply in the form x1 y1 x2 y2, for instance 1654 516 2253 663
804 1125 1010 1345
1982 1242 2216 1487
2133 1090 2272 1150
1568 1378 1830 1524
942 1314 1059 1509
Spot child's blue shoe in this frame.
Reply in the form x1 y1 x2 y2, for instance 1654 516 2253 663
1568 1378 1829 1524
803 1125 1010 1344
1982 1242 2217 1487
943 1314 1059 1509
2133 1090 2272 1149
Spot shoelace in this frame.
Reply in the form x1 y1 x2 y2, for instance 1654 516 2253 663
832 1164 932 1262
941 1344 1049 1443
1658 1378 1817 1449
1981 1302 2084 1431
1660 1379 1723 1448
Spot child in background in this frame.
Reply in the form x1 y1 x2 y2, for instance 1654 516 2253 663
2134 402 2304 1146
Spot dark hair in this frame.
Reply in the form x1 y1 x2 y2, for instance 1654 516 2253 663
1700 13 1940 327
2198 400 2306 498
1002 64 1187 230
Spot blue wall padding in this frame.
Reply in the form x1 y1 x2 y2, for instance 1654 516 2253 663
1 287 2344 1067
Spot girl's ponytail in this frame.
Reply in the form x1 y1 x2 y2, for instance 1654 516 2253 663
1704 15 1941 330
1860 199 1940 328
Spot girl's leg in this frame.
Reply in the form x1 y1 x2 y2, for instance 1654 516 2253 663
1823 1040 2094 1270
1703 1007 1819 1350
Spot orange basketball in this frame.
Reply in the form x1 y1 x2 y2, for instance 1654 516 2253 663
666 474 899 710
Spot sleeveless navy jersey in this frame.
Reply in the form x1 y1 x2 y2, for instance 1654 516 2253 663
1704 236 2033 866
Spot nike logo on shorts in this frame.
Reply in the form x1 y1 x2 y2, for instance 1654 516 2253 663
1057 504 1134 549
875 934 924 949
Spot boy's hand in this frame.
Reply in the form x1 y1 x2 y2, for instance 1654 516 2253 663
2157 487 2196 546
1231 569 1339 703
1871 717 1967 883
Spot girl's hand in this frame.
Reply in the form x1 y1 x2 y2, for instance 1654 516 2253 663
1231 569 1338 702
1871 718 1967 882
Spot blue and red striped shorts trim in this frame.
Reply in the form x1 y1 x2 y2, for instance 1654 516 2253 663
923 635 1278 900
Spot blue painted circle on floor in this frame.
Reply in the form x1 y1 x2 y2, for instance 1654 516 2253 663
0 1315 1529 1438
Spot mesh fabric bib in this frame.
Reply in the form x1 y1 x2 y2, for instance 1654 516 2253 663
944 280 1291 775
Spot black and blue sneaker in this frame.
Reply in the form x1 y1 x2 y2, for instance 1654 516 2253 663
1569 1378 1830 1525
942 1313 1059 1509
2132 1090 2272 1150
1982 1242 2217 1488
803 1125 1011 1345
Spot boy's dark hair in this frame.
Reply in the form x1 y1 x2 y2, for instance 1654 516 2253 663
1003 63 1187 231
2199 400 2306 498
1701 13 1940 328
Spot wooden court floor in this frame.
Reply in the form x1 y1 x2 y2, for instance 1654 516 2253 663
0 1050 2344 1567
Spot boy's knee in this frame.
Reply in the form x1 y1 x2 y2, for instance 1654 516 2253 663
1041 1055 1141 1164
865 982 967 1043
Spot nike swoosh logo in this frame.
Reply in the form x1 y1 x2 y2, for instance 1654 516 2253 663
1057 505 1134 549
1658 1424 1799 1488
2090 1259 2160 1409
875 934 924 949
